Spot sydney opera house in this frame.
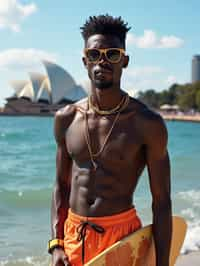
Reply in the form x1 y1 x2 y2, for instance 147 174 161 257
2 60 87 115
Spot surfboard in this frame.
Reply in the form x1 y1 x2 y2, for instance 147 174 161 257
85 216 187 266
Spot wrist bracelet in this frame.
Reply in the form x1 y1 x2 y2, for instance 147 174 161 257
48 238 64 254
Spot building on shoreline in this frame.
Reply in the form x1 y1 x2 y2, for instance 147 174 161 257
192 55 200 83
2 61 87 116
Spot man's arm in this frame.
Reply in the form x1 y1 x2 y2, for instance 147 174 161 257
50 106 75 265
145 113 172 266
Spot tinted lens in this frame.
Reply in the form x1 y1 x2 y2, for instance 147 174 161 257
106 49 121 62
86 49 100 62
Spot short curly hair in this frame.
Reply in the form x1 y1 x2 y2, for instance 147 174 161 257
80 14 131 48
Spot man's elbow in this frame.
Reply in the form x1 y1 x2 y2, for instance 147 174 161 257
152 197 172 214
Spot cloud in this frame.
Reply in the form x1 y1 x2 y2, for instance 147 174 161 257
166 75 177 85
126 30 184 49
0 0 37 32
0 49 58 70
121 65 183 96
125 66 163 78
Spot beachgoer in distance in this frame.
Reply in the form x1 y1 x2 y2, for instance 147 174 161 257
48 15 172 266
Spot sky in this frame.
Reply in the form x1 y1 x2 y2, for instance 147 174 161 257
0 0 199 106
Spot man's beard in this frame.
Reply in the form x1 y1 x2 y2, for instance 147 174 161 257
94 79 113 89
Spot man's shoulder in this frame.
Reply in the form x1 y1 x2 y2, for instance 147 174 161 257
129 97 167 140
129 97 163 124
55 104 76 126
74 97 88 112
54 98 88 142
55 97 88 124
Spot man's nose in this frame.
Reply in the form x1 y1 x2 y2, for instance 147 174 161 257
98 52 110 66
98 52 108 63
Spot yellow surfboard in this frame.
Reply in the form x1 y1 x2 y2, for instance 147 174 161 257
85 216 187 266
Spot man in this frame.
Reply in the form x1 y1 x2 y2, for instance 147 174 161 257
49 15 172 266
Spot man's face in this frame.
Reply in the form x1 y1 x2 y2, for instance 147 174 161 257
83 34 129 90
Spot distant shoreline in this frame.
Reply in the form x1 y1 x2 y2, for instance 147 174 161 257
1 109 200 123
160 113 200 123
0 112 54 117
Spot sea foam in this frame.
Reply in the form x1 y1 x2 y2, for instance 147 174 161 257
176 190 200 253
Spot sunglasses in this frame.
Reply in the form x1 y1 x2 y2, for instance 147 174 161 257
84 48 125 64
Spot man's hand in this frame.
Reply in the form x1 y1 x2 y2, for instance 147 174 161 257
51 248 71 266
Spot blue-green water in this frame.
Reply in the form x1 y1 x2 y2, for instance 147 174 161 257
0 117 200 265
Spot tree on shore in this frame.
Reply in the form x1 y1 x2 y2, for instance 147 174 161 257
196 90 200 111
137 81 200 111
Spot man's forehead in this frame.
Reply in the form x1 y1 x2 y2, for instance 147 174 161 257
85 34 123 48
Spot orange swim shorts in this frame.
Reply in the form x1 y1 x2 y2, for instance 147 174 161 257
64 208 142 266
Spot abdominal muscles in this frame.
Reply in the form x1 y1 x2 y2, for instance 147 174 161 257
69 169 134 217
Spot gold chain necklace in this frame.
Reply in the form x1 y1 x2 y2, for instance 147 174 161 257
89 93 129 115
84 94 130 171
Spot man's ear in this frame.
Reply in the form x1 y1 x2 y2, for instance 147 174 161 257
123 55 129 68
82 57 88 68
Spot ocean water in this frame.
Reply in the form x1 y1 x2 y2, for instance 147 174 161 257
0 117 200 265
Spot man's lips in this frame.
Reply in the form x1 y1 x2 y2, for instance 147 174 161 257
94 68 112 75
95 71 112 79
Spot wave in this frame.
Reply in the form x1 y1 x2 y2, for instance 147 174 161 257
0 254 50 266
181 219 200 253
0 188 52 209
174 190 200 253
178 190 200 207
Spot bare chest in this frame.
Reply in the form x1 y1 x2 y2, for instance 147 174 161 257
65 113 143 168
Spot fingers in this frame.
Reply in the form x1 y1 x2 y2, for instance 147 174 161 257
63 255 71 266
51 248 71 266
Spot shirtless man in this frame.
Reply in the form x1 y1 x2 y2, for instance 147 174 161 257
49 15 172 266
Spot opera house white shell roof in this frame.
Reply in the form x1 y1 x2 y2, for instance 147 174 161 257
37 77 51 102
29 72 46 102
43 60 86 104
18 81 34 101
10 80 29 97
9 60 87 104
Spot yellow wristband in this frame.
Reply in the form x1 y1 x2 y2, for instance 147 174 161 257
48 239 64 254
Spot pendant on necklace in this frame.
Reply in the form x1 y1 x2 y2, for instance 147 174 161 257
92 161 98 171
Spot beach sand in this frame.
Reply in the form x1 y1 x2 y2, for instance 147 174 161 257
176 251 200 265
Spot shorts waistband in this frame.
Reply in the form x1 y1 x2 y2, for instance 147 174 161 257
67 207 138 227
